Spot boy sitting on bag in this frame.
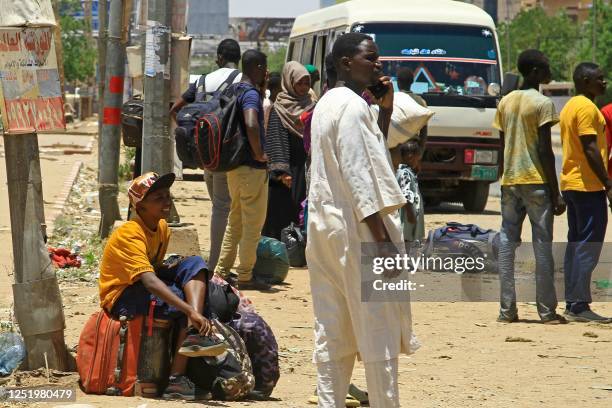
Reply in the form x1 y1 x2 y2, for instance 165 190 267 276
98 172 225 401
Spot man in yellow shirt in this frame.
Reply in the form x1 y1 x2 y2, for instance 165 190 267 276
560 62 610 322
99 172 226 400
493 50 566 324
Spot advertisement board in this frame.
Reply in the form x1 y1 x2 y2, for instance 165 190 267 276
0 27 65 133
229 18 294 42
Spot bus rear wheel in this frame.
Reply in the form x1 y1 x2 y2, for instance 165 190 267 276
462 181 489 212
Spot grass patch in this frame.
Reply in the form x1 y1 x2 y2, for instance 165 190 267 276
49 214 105 283
118 146 136 185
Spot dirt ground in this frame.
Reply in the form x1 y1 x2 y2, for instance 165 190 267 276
2 138 612 407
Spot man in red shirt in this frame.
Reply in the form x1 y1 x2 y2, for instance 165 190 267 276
601 103 612 177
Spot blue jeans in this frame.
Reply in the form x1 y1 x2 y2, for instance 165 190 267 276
562 190 608 314
110 256 209 322
499 184 557 320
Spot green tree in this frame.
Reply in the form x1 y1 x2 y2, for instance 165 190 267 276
498 7 579 81
58 0 97 84
264 45 287 74
578 0 612 106
578 0 612 69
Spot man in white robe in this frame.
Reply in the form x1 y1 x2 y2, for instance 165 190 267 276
307 33 420 408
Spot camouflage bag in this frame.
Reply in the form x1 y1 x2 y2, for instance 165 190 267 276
186 320 255 400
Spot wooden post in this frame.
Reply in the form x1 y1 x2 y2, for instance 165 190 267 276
3 133 67 370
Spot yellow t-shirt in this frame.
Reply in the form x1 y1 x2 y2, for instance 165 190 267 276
560 95 608 192
98 216 170 311
493 89 559 186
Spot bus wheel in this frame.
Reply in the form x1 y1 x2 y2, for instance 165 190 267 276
424 196 442 208
462 181 489 212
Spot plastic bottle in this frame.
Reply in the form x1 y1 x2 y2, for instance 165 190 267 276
0 333 26 376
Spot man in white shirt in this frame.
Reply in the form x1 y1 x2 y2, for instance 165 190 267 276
170 39 242 272
307 33 419 408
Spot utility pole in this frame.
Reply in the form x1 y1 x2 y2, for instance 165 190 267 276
592 0 597 63
98 0 130 238
97 0 108 139
4 135 68 370
141 0 181 223
51 0 66 98
0 12 68 369
505 0 511 71
141 0 172 177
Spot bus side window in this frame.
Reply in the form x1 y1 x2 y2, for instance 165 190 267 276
293 38 304 62
314 35 327 94
301 36 314 65
287 41 295 62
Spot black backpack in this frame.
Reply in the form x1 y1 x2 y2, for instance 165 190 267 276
186 320 255 401
280 223 307 267
175 70 250 171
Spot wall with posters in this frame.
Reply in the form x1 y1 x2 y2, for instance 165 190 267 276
0 27 65 133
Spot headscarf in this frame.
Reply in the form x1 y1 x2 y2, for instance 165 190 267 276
273 61 316 138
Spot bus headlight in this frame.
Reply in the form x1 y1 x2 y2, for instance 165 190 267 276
464 149 498 164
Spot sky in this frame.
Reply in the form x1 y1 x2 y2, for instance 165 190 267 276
229 0 321 18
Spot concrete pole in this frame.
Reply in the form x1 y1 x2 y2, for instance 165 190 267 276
98 0 128 238
141 0 181 223
592 0 597 63
3 133 67 370
51 0 66 99
97 0 108 139
141 0 173 176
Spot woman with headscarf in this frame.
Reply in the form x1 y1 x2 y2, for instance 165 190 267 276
263 61 316 240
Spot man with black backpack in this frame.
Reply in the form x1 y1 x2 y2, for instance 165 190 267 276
170 39 242 272
214 49 271 291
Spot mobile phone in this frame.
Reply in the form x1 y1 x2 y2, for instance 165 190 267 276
368 80 388 99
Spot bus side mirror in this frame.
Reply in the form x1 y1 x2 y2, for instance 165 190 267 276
501 73 520 96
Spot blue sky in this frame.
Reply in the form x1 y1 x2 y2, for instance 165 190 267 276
229 0 321 18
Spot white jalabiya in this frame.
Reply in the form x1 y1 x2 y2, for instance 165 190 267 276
306 87 420 365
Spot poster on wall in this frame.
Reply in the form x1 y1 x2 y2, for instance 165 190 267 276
0 27 65 134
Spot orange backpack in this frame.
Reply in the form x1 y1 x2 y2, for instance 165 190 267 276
76 310 144 396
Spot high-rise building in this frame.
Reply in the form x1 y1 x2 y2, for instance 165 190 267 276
497 0 598 23
187 0 229 36
540 0 593 23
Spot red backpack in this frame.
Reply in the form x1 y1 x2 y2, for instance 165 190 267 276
76 311 144 396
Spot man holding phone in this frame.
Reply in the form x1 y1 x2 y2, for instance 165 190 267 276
306 33 419 407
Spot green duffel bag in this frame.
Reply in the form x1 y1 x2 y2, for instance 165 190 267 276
253 237 290 284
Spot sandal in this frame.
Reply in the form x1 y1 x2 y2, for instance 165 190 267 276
348 383 369 406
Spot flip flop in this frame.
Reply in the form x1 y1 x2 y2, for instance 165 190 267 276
348 383 369 406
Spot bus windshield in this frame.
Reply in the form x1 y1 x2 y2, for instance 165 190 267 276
353 23 501 101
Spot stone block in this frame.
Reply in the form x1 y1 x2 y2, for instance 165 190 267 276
111 221 202 258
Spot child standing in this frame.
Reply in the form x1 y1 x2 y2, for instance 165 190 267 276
394 141 421 243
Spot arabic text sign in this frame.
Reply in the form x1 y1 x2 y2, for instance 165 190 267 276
0 27 65 134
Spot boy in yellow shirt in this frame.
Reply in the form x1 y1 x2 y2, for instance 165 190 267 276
560 62 610 322
99 172 226 400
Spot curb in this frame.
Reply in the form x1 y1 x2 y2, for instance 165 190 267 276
46 161 83 237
